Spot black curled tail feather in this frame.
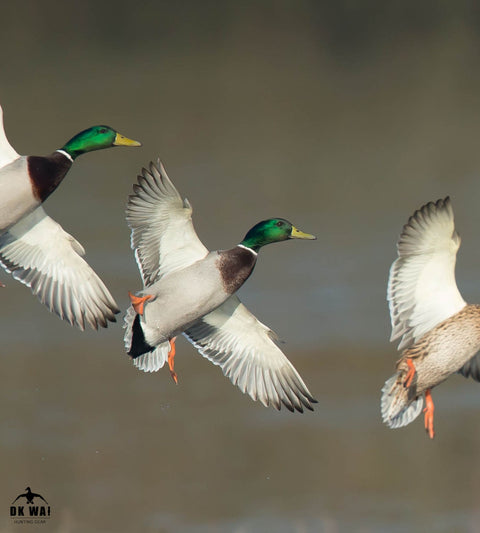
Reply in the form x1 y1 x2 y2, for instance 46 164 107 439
128 314 155 358
123 305 170 373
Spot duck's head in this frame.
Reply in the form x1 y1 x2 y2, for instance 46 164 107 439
61 125 141 160
240 218 316 252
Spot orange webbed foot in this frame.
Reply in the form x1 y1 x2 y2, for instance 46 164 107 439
168 337 178 384
423 389 435 439
128 291 154 315
403 358 416 389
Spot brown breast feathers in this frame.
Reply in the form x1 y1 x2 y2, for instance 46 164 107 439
217 246 257 294
28 152 73 202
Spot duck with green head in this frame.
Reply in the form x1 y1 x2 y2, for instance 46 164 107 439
0 103 141 330
124 159 317 412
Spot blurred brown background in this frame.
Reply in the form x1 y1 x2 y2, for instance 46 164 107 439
2 2 480 532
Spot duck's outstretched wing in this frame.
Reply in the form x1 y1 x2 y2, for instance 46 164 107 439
126 159 208 286
31 492 48 504
0 206 119 330
388 197 466 350
184 296 317 413
0 104 20 168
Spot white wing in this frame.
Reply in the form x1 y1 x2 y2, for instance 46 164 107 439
183 296 316 412
126 159 208 286
388 197 466 350
0 104 20 168
0 206 119 330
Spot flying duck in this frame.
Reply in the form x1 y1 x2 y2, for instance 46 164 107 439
381 197 480 438
0 104 141 329
124 159 317 412
12 487 48 505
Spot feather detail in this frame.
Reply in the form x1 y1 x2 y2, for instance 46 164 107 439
388 197 466 350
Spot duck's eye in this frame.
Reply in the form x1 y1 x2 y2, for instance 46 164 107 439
99 128 107 134
276 221 283 227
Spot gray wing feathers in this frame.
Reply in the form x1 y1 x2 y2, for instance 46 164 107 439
123 305 136 353
132 345 170 372
126 159 208 286
388 197 466 350
183 296 316 412
0 208 118 330
381 373 424 428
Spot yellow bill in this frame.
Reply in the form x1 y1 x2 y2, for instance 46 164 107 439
290 226 316 240
114 132 142 147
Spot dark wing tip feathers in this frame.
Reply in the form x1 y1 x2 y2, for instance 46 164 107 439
406 197 451 228
0 255 118 330
126 159 185 223
389 196 458 347
184 328 315 413
406 196 450 225
396 196 453 253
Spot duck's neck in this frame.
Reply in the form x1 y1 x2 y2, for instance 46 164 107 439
27 152 73 202
237 243 258 256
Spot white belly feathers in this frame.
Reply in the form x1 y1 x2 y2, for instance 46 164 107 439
0 157 38 233
140 252 228 345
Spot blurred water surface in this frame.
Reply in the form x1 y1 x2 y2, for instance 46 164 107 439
3 2 480 532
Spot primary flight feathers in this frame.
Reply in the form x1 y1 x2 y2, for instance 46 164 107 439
388 197 466 350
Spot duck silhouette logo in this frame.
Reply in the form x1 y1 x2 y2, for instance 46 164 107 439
12 487 48 505
10 487 51 522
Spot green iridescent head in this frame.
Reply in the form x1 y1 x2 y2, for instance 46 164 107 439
60 125 141 160
240 218 316 252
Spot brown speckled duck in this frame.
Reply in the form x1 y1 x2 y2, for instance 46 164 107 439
124 159 317 412
381 197 480 438
0 103 141 329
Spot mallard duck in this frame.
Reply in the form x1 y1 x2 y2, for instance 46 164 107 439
381 197 480 438
0 104 141 329
124 159 317 412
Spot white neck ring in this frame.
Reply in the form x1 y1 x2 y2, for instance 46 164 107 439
56 149 74 163
237 244 258 256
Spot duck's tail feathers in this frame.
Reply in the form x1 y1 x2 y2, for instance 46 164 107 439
381 372 424 429
123 306 169 372
124 305 140 354
132 343 170 372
